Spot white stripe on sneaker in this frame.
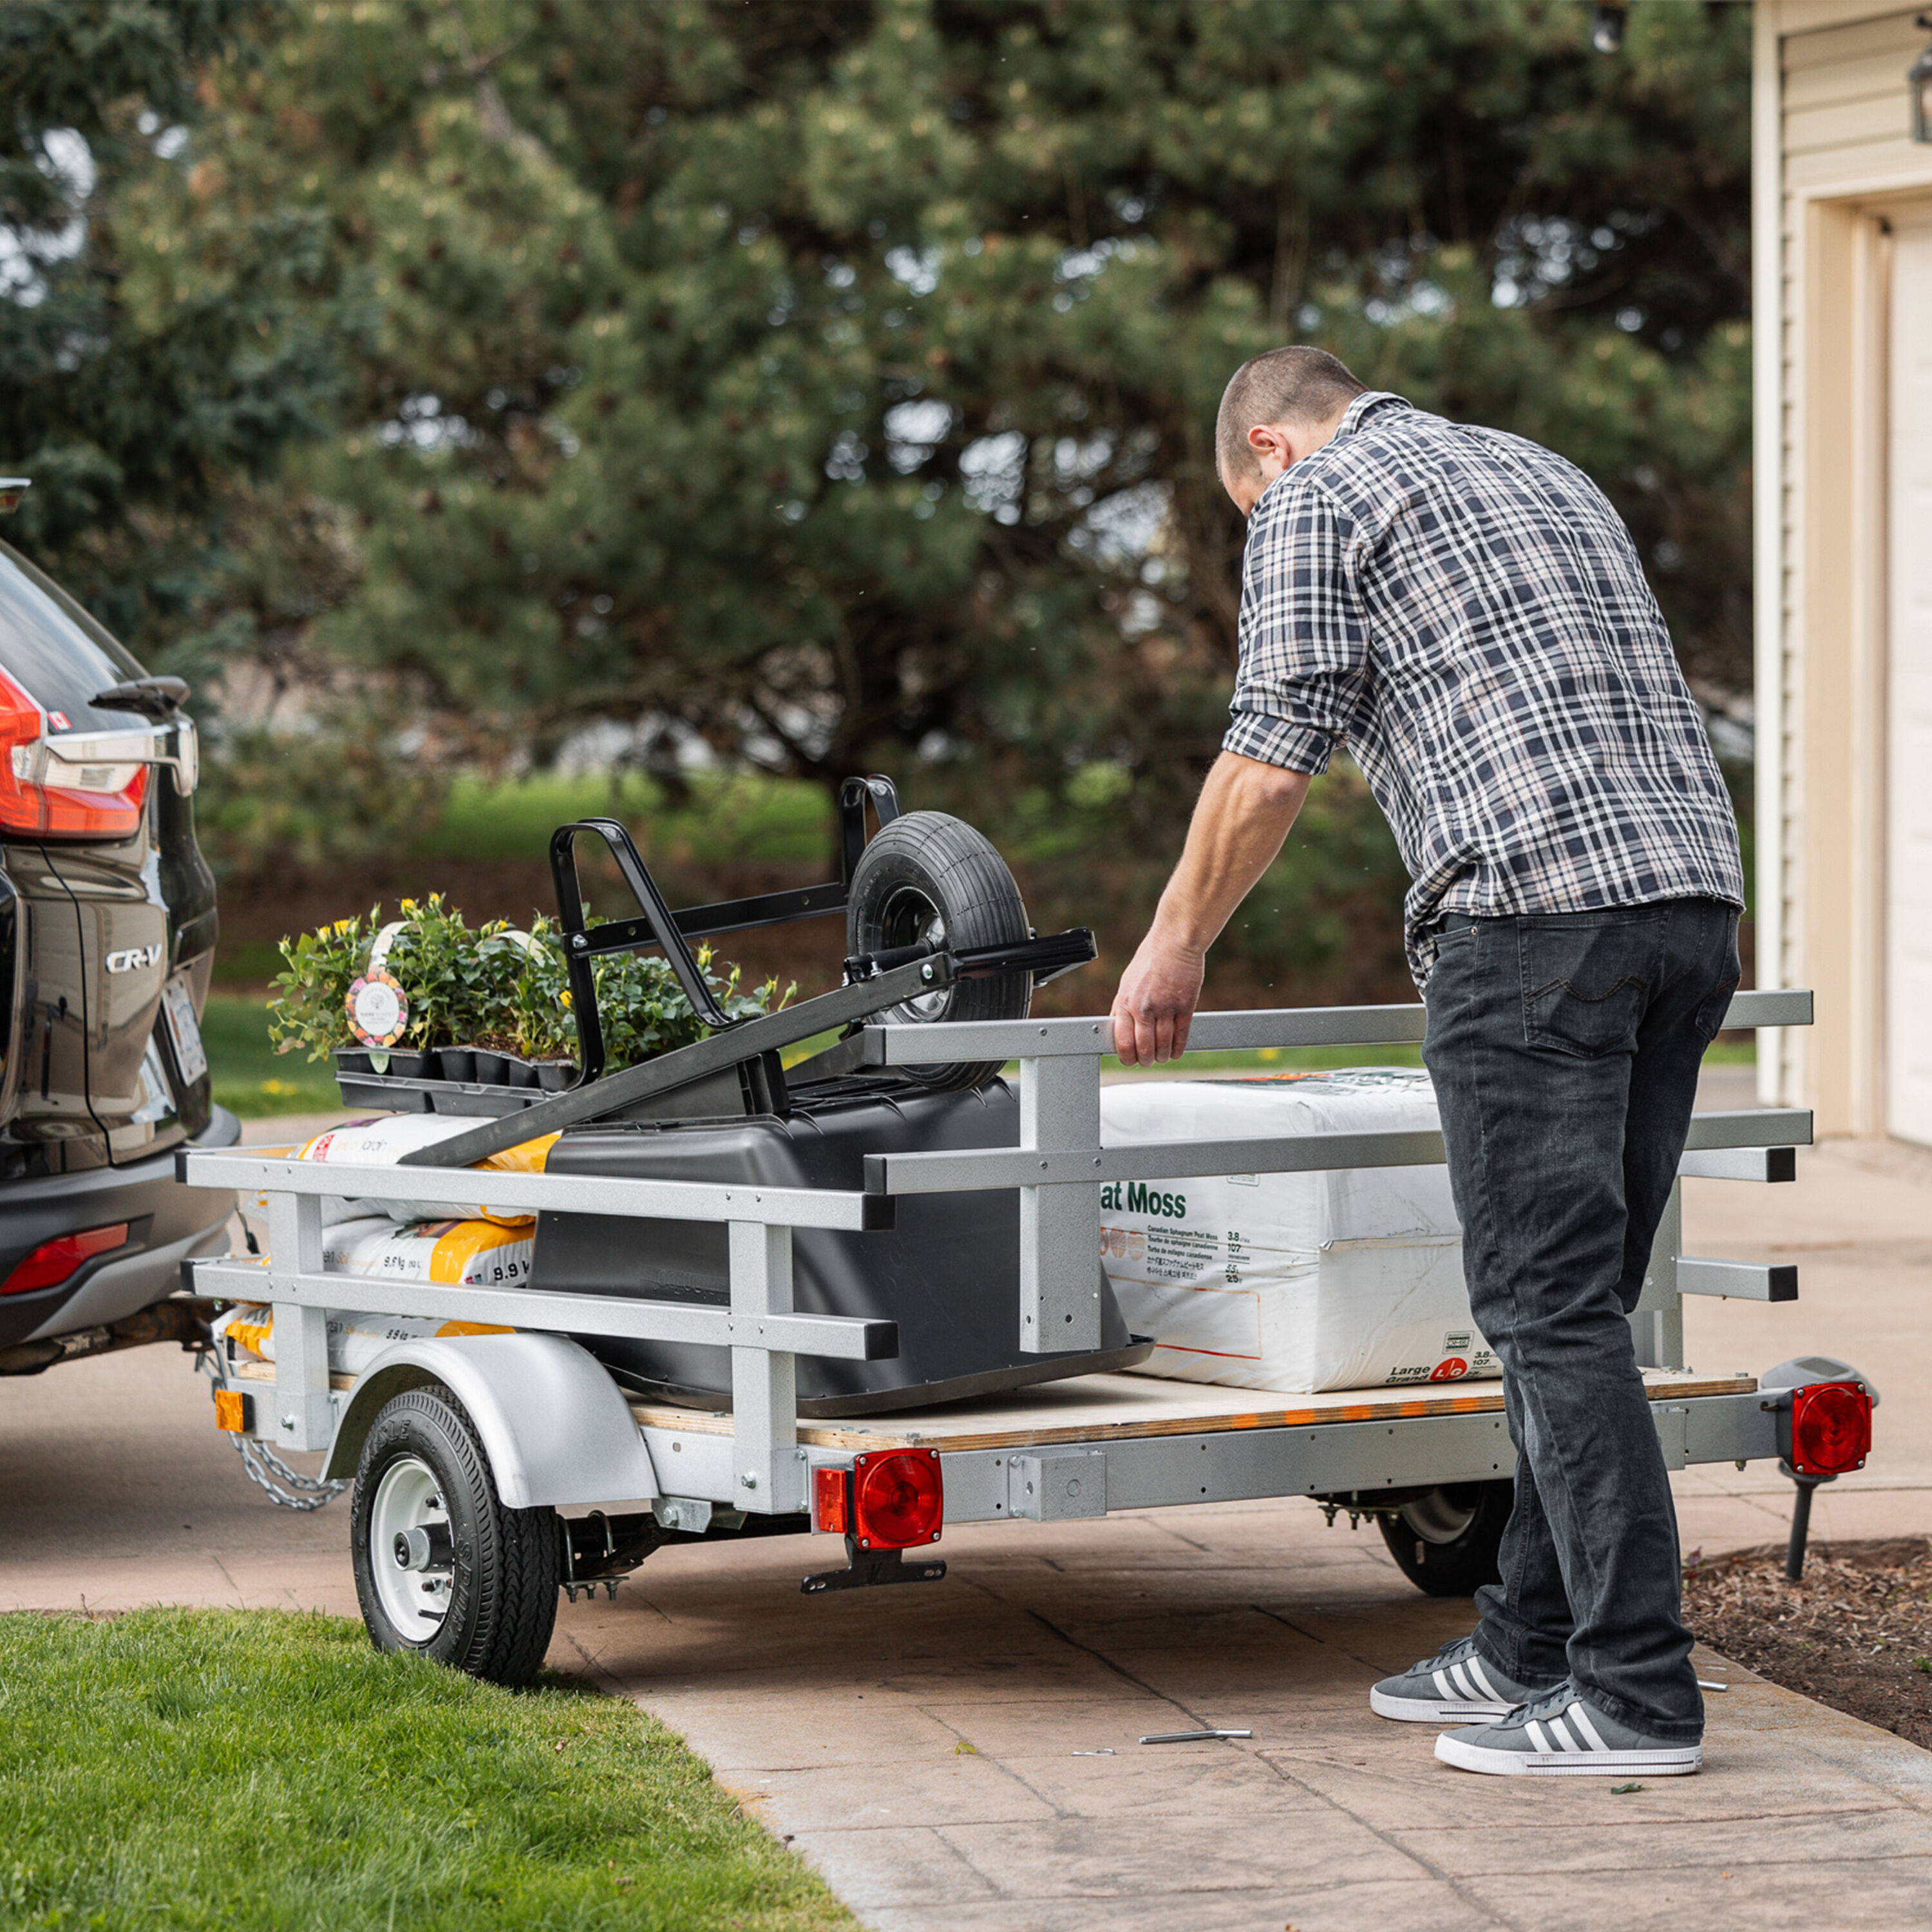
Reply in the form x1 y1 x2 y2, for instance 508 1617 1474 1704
1566 1703 1611 1752
1433 1669 1454 1697
1465 1656 1499 1701
1524 1719 1551 1752
1446 1662 1475 1698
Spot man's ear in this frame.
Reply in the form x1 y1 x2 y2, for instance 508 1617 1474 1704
1246 421 1298 475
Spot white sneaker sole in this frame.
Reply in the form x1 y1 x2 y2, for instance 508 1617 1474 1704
1369 1686 1515 1723
1434 1733 1702 1777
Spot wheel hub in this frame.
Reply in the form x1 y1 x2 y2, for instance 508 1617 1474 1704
1399 1485 1481 1546
879 885 952 1022
368 1455 453 1640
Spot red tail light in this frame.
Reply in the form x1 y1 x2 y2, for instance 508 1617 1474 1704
1 1223 129 1296
852 1448 943 1549
0 670 149 839
1790 1381 1872 1476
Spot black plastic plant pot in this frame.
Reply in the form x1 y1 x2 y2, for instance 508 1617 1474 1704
334 1048 375 1077
384 1050 431 1078
433 1048 477 1083
500 1056 540 1090
534 1059 578 1092
471 1050 509 1086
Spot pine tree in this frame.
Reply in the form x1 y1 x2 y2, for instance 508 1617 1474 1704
221 0 1750 828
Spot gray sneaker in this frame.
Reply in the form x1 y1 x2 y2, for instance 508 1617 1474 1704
1368 1634 1539 1723
1434 1683 1702 1777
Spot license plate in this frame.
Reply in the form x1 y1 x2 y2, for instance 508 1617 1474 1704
160 975 209 1085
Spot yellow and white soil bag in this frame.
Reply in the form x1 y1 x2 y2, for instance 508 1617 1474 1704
1097 1068 1497 1394
213 1215 529 1377
285 1116 560 1227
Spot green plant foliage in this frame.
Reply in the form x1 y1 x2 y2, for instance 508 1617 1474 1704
0 1606 852 1930
0 0 360 659
268 897 786 1068
265 904 381 1063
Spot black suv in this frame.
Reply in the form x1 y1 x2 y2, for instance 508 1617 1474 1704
0 518 237 1376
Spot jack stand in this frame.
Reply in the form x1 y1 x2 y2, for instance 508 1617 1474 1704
801 1538 947 1595
1785 1466 1831 1581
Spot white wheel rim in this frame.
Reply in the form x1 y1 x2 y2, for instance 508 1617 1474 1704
1400 1487 1481 1546
368 1454 453 1641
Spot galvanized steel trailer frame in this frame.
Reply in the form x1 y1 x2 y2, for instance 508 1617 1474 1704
182 987 1818 1531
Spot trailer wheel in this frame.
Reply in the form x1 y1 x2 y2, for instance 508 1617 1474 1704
350 1384 561 1687
1377 1480 1512 1597
848 811 1032 1090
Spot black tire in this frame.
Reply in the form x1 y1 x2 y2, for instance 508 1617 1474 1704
350 1384 561 1687
846 811 1031 1090
1377 1479 1513 1597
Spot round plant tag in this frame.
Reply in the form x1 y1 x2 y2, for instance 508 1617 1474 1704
346 969 408 1048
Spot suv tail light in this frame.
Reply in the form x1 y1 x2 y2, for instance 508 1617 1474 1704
1 1223 129 1296
1787 1380 1873 1476
0 670 151 838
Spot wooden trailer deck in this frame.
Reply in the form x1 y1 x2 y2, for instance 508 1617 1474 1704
623 1367 1755 1454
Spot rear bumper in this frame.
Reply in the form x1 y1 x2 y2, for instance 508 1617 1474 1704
0 1106 240 1348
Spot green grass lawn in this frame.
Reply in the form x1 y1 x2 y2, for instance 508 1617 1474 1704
204 994 343 1119
411 772 834 869
0 1608 851 1932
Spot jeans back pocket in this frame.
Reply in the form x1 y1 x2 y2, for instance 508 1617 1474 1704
1519 911 1665 1057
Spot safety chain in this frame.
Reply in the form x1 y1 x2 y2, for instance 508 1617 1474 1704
196 1347 348 1512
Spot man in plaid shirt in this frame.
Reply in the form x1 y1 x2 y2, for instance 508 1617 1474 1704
1112 346 1743 1780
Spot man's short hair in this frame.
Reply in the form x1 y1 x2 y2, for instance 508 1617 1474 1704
1215 346 1367 482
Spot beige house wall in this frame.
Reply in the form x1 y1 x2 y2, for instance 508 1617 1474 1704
1756 2 1932 1134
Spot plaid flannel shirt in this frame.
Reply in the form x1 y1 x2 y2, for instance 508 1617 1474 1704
1224 392 1743 987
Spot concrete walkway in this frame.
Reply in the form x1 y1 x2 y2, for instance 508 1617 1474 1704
5 1108 1932 1927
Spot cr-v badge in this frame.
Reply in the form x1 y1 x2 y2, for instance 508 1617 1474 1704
106 942 164 974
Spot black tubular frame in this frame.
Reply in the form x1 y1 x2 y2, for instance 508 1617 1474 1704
547 775 904 1084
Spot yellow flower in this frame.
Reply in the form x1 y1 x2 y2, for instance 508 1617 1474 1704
399 897 419 914
560 992 571 1008
332 918 353 934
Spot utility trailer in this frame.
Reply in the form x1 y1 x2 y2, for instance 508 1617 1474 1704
181 983 1876 1685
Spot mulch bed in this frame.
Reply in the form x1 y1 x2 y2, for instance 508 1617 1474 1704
1682 1537 1932 1748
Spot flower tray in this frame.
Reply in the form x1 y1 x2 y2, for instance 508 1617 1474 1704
332 1048 577 1117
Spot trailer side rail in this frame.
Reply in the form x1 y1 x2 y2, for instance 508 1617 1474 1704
184 987 1811 1515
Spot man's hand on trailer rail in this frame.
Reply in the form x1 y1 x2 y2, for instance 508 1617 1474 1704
1111 753 1311 1065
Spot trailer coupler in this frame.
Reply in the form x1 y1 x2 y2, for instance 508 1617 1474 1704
801 1539 947 1595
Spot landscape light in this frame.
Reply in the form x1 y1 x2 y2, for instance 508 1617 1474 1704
1911 14 1932 144
1591 3 1628 55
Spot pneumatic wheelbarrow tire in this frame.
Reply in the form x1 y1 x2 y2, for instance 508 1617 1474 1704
350 1384 561 1686
847 811 1032 1091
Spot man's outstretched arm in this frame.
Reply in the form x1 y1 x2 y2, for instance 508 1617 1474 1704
1109 751 1311 1065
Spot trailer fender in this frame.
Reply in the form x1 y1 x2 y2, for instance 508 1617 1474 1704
323 1334 656 1508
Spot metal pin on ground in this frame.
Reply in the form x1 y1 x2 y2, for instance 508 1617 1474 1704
1139 1728 1253 1744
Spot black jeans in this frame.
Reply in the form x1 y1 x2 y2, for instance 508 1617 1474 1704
1421 897 1739 1743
